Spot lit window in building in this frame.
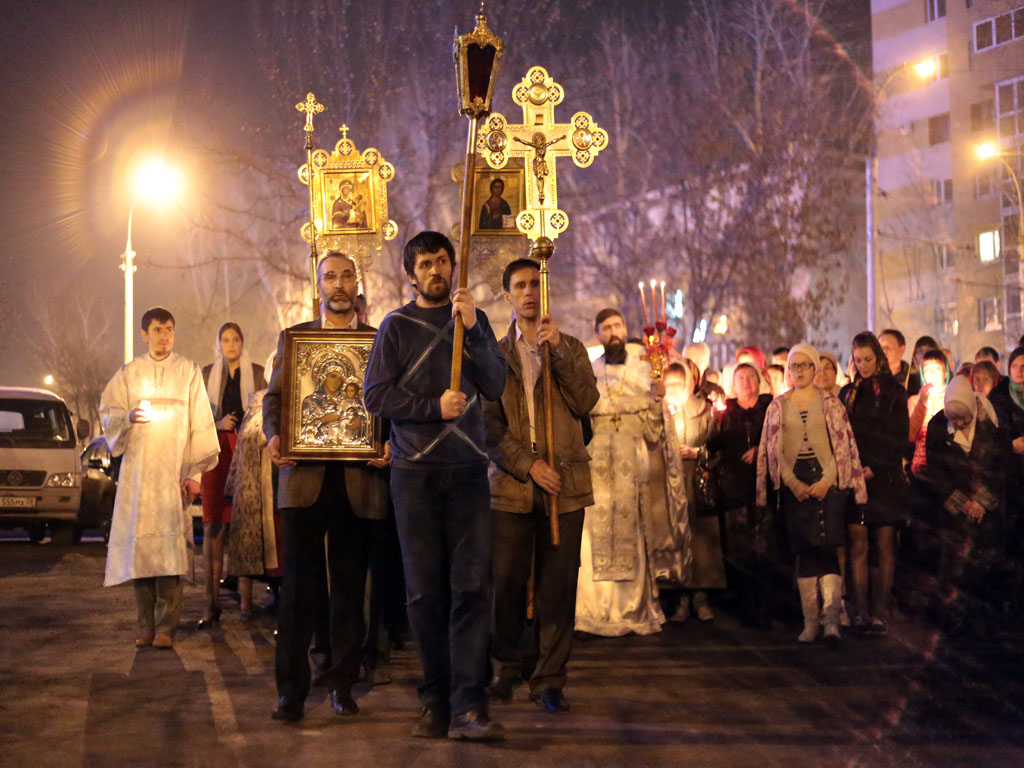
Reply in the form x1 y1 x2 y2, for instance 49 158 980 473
979 229 1001 262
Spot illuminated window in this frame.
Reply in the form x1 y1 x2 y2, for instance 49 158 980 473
979 229 1001 262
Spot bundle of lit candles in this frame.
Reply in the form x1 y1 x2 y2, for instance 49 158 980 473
638 279 667 331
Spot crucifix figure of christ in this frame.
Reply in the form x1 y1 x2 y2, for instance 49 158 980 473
476 65 609 242
512 131 564 206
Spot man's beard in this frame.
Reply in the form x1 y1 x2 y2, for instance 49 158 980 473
417 276 451 303
603 337 626 365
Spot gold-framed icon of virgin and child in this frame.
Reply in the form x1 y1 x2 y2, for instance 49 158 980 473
280 329 384 460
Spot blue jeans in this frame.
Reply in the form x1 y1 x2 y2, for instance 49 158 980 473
391 465 492 716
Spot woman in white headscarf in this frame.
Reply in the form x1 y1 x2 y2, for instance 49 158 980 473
924 374 1010 633
198 322 266 627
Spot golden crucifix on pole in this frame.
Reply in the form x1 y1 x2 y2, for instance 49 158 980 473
477 66 610 546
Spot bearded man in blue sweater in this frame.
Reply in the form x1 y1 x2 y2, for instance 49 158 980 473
364 231 508 740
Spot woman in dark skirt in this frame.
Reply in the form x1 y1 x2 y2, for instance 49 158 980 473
839 332 909 635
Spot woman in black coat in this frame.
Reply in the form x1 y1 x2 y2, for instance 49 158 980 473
839 332 909 634
925 375 1010 632
707 363 774 627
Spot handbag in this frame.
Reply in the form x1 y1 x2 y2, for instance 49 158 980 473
694 446 721 516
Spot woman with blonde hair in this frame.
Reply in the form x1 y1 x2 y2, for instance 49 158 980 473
757 344 867 645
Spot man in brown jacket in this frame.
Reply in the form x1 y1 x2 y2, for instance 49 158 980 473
483 258 599 714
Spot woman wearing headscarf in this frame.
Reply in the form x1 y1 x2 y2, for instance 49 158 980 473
224 350 281 621
839 332 909 635
987 346 1024 615
924 375 1009 632
708 362 774 627
757 344 867 645
199 322 266 627
649 360 723 622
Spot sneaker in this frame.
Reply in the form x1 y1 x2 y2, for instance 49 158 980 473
869 617 888 636
448 710 505 741
411 706 450 739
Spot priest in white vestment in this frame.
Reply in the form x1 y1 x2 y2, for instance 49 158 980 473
575 309 666 636
100 307 220 649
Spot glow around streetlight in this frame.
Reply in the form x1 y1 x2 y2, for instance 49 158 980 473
976 142 998 160
133 157 182 205
911 58 936 79
43 374 54 386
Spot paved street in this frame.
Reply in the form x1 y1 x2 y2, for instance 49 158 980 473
2 536 1023 768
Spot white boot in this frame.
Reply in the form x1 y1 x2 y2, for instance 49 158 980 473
820 574 843 647
797 577 820 643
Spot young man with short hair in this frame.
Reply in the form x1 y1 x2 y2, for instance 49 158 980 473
483 258 599 714
100 307 220 650
364 231 507 740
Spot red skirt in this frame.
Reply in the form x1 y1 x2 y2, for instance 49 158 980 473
201 431 237 524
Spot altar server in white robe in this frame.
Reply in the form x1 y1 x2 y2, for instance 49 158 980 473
101 307 220 649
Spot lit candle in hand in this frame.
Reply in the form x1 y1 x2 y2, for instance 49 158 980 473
649 280 658 323
638 281 649 327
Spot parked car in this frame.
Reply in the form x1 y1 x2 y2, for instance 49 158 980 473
80 436 119 543
0 387 91 544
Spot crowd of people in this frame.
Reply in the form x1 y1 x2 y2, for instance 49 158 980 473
96 231 1024 742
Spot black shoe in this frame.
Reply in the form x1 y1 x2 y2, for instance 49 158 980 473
330 690 359 716
196 607 222 629
530 688 569 714
271 697 303 723
411 706 450 739
448 710 505 741
488 677 515 703
220 576 239 592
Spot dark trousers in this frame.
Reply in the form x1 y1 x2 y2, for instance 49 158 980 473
391 465 492 716
721 504 773 626
365 510 407 670
276 466 376 703
491 492 584 694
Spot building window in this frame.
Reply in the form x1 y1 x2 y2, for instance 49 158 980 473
978 296 1002 332
927 0 946 22
976 167 996 198
975 6 1024 52
971 100 995 132
939 304 959 338
996 75 1024 139
931 178 954 205
937 245 956 270
928 113 951 145
979 229 1001 262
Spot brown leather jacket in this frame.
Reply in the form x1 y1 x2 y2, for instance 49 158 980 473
483 323 599 515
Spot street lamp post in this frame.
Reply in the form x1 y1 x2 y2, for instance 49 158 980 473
120 159 182 364
866 58 935 332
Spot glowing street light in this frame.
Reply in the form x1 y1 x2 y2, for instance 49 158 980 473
121 157 183 363
43 374 54 386
866 56 940 332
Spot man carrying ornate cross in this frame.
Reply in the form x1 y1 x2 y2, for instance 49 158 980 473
483 257 599 714
575 308 667 637
363 231 508 740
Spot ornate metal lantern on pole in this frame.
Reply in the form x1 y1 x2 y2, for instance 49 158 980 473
451 6 505 390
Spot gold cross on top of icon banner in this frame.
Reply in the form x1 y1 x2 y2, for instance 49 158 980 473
476 66 609 242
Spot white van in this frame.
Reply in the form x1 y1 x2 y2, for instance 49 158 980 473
0 387 90 544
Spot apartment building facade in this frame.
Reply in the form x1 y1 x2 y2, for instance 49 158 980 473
871 0 1024 362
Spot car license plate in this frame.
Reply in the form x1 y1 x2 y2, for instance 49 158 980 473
0 497 36 509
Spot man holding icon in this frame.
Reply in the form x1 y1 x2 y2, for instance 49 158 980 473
99 307 220 650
